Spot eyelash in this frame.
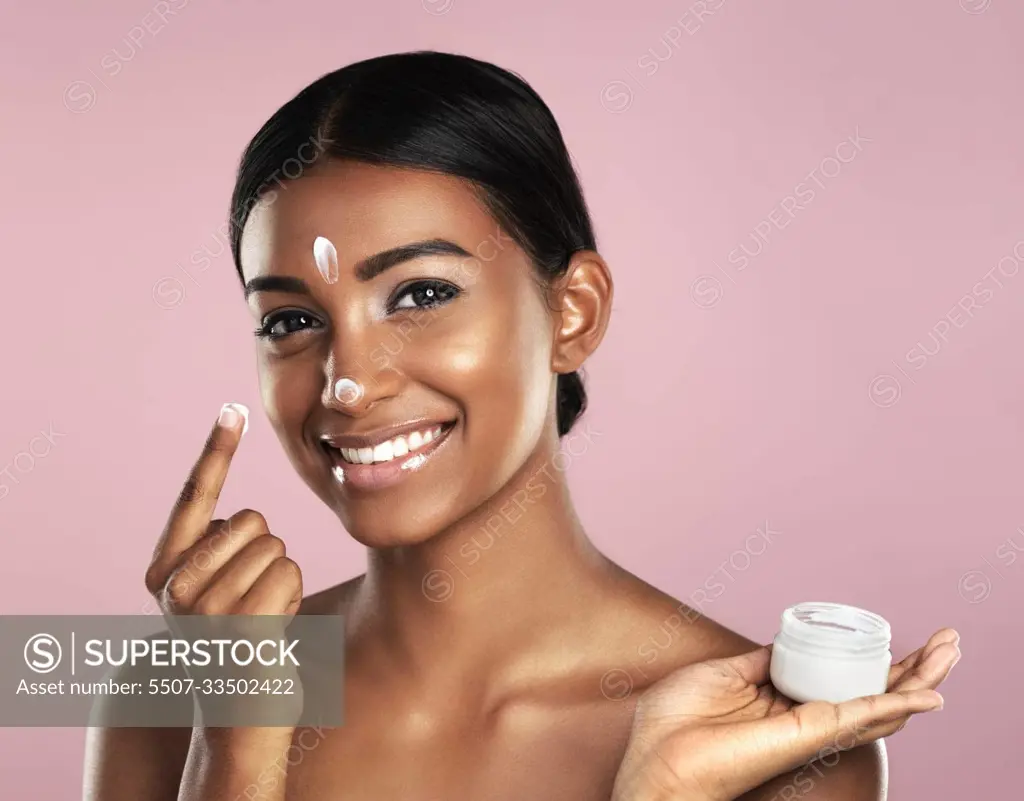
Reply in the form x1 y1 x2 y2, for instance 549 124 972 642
254 279 461 340
254 310 323 340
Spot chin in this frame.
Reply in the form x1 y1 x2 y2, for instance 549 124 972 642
337 503 462 550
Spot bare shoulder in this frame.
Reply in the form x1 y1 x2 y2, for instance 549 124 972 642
593 572 761 683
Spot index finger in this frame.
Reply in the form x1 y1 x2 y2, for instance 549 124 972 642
150 403 250 572
887 628 960 688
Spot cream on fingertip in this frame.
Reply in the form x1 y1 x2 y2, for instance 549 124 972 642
218 402 250 434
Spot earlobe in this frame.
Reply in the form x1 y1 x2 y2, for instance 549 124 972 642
549 250 614 374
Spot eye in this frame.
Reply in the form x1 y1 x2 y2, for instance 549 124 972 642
390 279 460 312
255 309 324 340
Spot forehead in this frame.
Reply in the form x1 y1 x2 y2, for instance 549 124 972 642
239 161 502 279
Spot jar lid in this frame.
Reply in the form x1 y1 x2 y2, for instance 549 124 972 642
780 601 891 652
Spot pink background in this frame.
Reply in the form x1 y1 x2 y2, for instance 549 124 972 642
0 0 1020 796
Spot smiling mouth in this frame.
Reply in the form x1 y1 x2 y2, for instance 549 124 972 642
320 420 458 491
322 421 455 465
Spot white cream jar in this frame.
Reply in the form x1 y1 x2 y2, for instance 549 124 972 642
769 602 892 704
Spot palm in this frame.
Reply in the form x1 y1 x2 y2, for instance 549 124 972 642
631 655 793 736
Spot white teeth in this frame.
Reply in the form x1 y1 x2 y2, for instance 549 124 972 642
334 426 445 465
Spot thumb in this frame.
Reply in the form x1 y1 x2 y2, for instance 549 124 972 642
704 644 773 685
714 688 942 799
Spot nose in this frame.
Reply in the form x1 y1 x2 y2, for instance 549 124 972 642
321 337 404 417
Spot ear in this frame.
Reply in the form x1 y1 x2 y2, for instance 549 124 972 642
549 250 614 374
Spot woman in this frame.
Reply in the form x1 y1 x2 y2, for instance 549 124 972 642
84 51 959 800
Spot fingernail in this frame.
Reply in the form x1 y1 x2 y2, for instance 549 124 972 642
218 402 249 434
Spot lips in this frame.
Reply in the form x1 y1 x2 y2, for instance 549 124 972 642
326 423 447 465
320 420 457 491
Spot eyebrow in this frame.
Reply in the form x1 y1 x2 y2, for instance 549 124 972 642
243 238 474 299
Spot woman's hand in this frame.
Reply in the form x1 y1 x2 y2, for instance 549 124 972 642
143 403 305 725
144 404 304 620
611 629 960 801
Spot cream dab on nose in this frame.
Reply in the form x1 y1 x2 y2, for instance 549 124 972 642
333 377 364 406
313 236 339 284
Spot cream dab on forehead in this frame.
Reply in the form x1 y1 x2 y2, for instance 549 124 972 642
313 236 339 284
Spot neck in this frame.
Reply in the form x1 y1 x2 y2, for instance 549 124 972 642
348 422 617 684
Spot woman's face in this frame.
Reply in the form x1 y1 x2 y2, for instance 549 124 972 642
239 161 559 547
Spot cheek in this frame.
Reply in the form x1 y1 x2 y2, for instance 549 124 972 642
411 295 552 447
258 352 322 448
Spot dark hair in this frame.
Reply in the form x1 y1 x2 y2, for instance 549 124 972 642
228 50 594 436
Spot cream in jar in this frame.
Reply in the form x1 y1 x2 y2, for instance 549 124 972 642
769 602 892 704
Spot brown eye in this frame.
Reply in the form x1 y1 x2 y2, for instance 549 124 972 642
255 310 323 339
391 280 460 311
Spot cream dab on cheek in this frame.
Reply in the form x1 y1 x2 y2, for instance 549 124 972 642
313 236 339 284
